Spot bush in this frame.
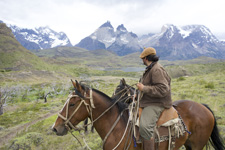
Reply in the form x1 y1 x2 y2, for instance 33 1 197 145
205 82 215 89
8 132 44 150
199 79 207 85
177 76 186 81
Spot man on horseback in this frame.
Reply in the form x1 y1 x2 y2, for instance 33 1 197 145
136 47 172 150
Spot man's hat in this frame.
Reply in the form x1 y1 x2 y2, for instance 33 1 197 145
140 47 156 59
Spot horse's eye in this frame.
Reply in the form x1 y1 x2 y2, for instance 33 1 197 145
69 103 75 107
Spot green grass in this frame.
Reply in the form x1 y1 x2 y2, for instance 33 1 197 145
0 68 225 149
171 70 225 124
0 102 53 128
1 22 224 149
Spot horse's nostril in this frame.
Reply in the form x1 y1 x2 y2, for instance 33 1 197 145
52 128 57 133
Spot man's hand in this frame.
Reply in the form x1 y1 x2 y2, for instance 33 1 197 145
136 83 144 91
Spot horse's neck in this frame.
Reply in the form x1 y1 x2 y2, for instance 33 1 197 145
91 93 123 140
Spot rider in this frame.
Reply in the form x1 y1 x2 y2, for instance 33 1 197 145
136 47 172 149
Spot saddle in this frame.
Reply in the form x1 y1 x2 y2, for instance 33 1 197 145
136 106 183 148
157 107 178 126
138 106 178 126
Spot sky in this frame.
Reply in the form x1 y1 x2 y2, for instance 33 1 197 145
0 0 225 45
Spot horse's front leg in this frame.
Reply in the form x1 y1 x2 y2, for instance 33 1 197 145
84 118 88 134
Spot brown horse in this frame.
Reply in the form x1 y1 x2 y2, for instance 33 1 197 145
113 80 225 150
83 78 133 133
52 80 224 150
111 78 136 104
52 80 141 150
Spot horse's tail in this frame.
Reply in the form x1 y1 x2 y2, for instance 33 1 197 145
202 104 225 150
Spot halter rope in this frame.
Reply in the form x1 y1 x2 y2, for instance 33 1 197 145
57 84 137 149
57 89 95 131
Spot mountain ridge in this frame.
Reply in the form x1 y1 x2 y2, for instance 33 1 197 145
1 19 225 60
76 21 225 60
0 23 50 71
76 21 142 56
3 21 72 51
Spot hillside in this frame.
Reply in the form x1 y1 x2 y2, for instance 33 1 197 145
0 24 224 149
35 45 225 68
1 22 225 83
34 46 89 58
0 69 224 149
34 47 126 68
32 45 225 76
0 23 49 71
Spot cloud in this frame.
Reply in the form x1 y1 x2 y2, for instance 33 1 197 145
1 0 225 44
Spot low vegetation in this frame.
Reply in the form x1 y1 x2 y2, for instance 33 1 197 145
0 60 225 150
1 23 224 149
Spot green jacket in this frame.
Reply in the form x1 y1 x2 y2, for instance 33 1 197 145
140 62 172 109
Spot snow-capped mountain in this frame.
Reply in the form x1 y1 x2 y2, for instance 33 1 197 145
76 22 225 59
7 23 72 51
107 24 142 56
76 21 142 56
139 24 225 60
90 21 116 48
2 19 225 60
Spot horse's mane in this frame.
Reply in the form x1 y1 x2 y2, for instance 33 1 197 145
80 83 127 113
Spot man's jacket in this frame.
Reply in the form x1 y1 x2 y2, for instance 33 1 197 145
140 62 172 109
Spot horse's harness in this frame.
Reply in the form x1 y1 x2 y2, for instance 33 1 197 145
113 83 138 103
57 86 135 150
57 89 95 131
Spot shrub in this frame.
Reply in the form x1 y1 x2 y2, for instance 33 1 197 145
177 76 186 81
205 82 215 89
8 132 44 150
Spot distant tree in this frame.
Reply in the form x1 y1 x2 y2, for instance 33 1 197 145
44 92 50 103
0 90 8 115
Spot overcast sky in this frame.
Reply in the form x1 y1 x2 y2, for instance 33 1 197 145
1 0 225 45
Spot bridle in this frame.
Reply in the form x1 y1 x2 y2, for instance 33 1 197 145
57 86 129 131
113 83 136 103
57 88 95 131
57 85 137 149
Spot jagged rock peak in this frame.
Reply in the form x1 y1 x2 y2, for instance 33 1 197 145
130 32 138 38
35 26 55 34
100 21 113 29
182 25 213 36
182 24 207 30
161 24 177 33
36 26 50 29
116 24 127 32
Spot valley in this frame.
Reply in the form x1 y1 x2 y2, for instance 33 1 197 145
0 22 225 150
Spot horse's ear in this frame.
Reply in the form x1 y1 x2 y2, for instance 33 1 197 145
120 79 123 85
71 79 77 88
75 80 82 92
121 78 126 85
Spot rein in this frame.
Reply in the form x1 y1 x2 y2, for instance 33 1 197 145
57 89 95 131
57 89 95 148
83 86 134 128
57 84 136 149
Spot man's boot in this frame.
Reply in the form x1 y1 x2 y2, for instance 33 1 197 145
143 137 154 150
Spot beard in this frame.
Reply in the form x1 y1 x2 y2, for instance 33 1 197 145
143 60 147 66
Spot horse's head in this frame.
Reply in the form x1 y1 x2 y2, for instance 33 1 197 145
52 80 94 136
112 78 136 104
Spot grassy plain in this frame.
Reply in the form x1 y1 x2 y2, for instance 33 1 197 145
1 23 224 149
0 60 225 150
